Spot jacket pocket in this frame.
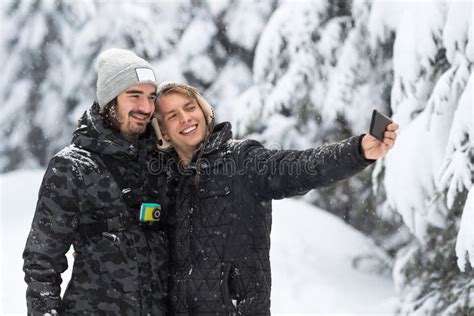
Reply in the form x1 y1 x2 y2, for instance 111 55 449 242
221 262 240 314
232 258 270 315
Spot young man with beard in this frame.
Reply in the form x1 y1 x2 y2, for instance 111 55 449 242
23 49 169 315
153 82 398 315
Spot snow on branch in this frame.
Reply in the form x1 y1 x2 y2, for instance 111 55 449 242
456 187 474 272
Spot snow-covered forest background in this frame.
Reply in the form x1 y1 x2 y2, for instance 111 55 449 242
1 0 473 315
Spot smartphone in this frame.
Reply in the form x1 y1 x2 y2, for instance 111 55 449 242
369 110 392 141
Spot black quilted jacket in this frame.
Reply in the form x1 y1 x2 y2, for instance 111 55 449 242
164 122 373 315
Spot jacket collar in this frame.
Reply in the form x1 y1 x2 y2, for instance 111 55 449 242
200 122 233 156
162 122 233 177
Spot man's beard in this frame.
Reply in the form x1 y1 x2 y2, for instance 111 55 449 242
119 111 150 139
125 121 147 139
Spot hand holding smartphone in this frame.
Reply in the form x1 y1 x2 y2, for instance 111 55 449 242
369 110 392 141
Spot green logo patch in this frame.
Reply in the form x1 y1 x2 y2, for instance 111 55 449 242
140 203 161 222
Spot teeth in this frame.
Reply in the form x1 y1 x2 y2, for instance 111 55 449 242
181 125 197 134
131 114 147 120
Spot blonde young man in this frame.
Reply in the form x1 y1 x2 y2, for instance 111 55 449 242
154 82 398 315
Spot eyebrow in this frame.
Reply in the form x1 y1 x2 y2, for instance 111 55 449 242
164 101 193 116
126 90 158 97
126 90 144 95
164 110 176 116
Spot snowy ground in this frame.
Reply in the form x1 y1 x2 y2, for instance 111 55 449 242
1 170 398 315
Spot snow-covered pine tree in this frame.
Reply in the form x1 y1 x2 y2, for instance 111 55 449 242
231 1 329 145
229 0 401 243
379 1 474 313
0 0 276 172
67 0 195 117
0 0 190 170
205 0 276 120
0 0 96 170
3 1 472 311
317 0 403 239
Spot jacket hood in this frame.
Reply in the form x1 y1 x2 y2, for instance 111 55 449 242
72 102 157 158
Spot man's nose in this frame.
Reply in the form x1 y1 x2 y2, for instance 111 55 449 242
137 97 154 114
179 110 190 124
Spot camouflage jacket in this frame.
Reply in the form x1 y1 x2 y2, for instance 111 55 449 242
23 103 170 315
165 122 373 315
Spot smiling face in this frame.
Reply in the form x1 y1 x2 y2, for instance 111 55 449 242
156 92 208 162
116 84 157 139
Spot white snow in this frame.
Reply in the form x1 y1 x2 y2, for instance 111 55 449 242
455 187 474 272
177 16 217 60
384 0 473 246
205 0 231 17
437 72 473 210
0 170 397 315
252 1 324 122
184 55 217 85
0 170 74 316
390 2 446 120
443 1 472 64
367 0 406 48
223 1 273 50
271 198 398 314
230 85 266 136
384 109 447 242
206 58 253 124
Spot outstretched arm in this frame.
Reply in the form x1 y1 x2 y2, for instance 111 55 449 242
237 135 376 201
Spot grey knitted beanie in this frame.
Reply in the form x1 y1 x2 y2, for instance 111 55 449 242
96 48 157 109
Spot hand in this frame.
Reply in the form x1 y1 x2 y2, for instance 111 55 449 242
361 123 399 160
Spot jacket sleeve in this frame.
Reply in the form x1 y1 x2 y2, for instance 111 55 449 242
23 156 81 315
237 135 374 201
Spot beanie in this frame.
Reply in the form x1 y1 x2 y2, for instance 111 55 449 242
96 48 157 109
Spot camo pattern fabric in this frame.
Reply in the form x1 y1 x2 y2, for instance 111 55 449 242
164 122 374 315
23 103 170 315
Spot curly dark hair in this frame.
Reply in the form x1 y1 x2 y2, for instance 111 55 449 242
99 98 121 132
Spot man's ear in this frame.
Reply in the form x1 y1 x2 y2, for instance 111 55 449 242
157 118 171 141
161 129 171 141
151 117 170 147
